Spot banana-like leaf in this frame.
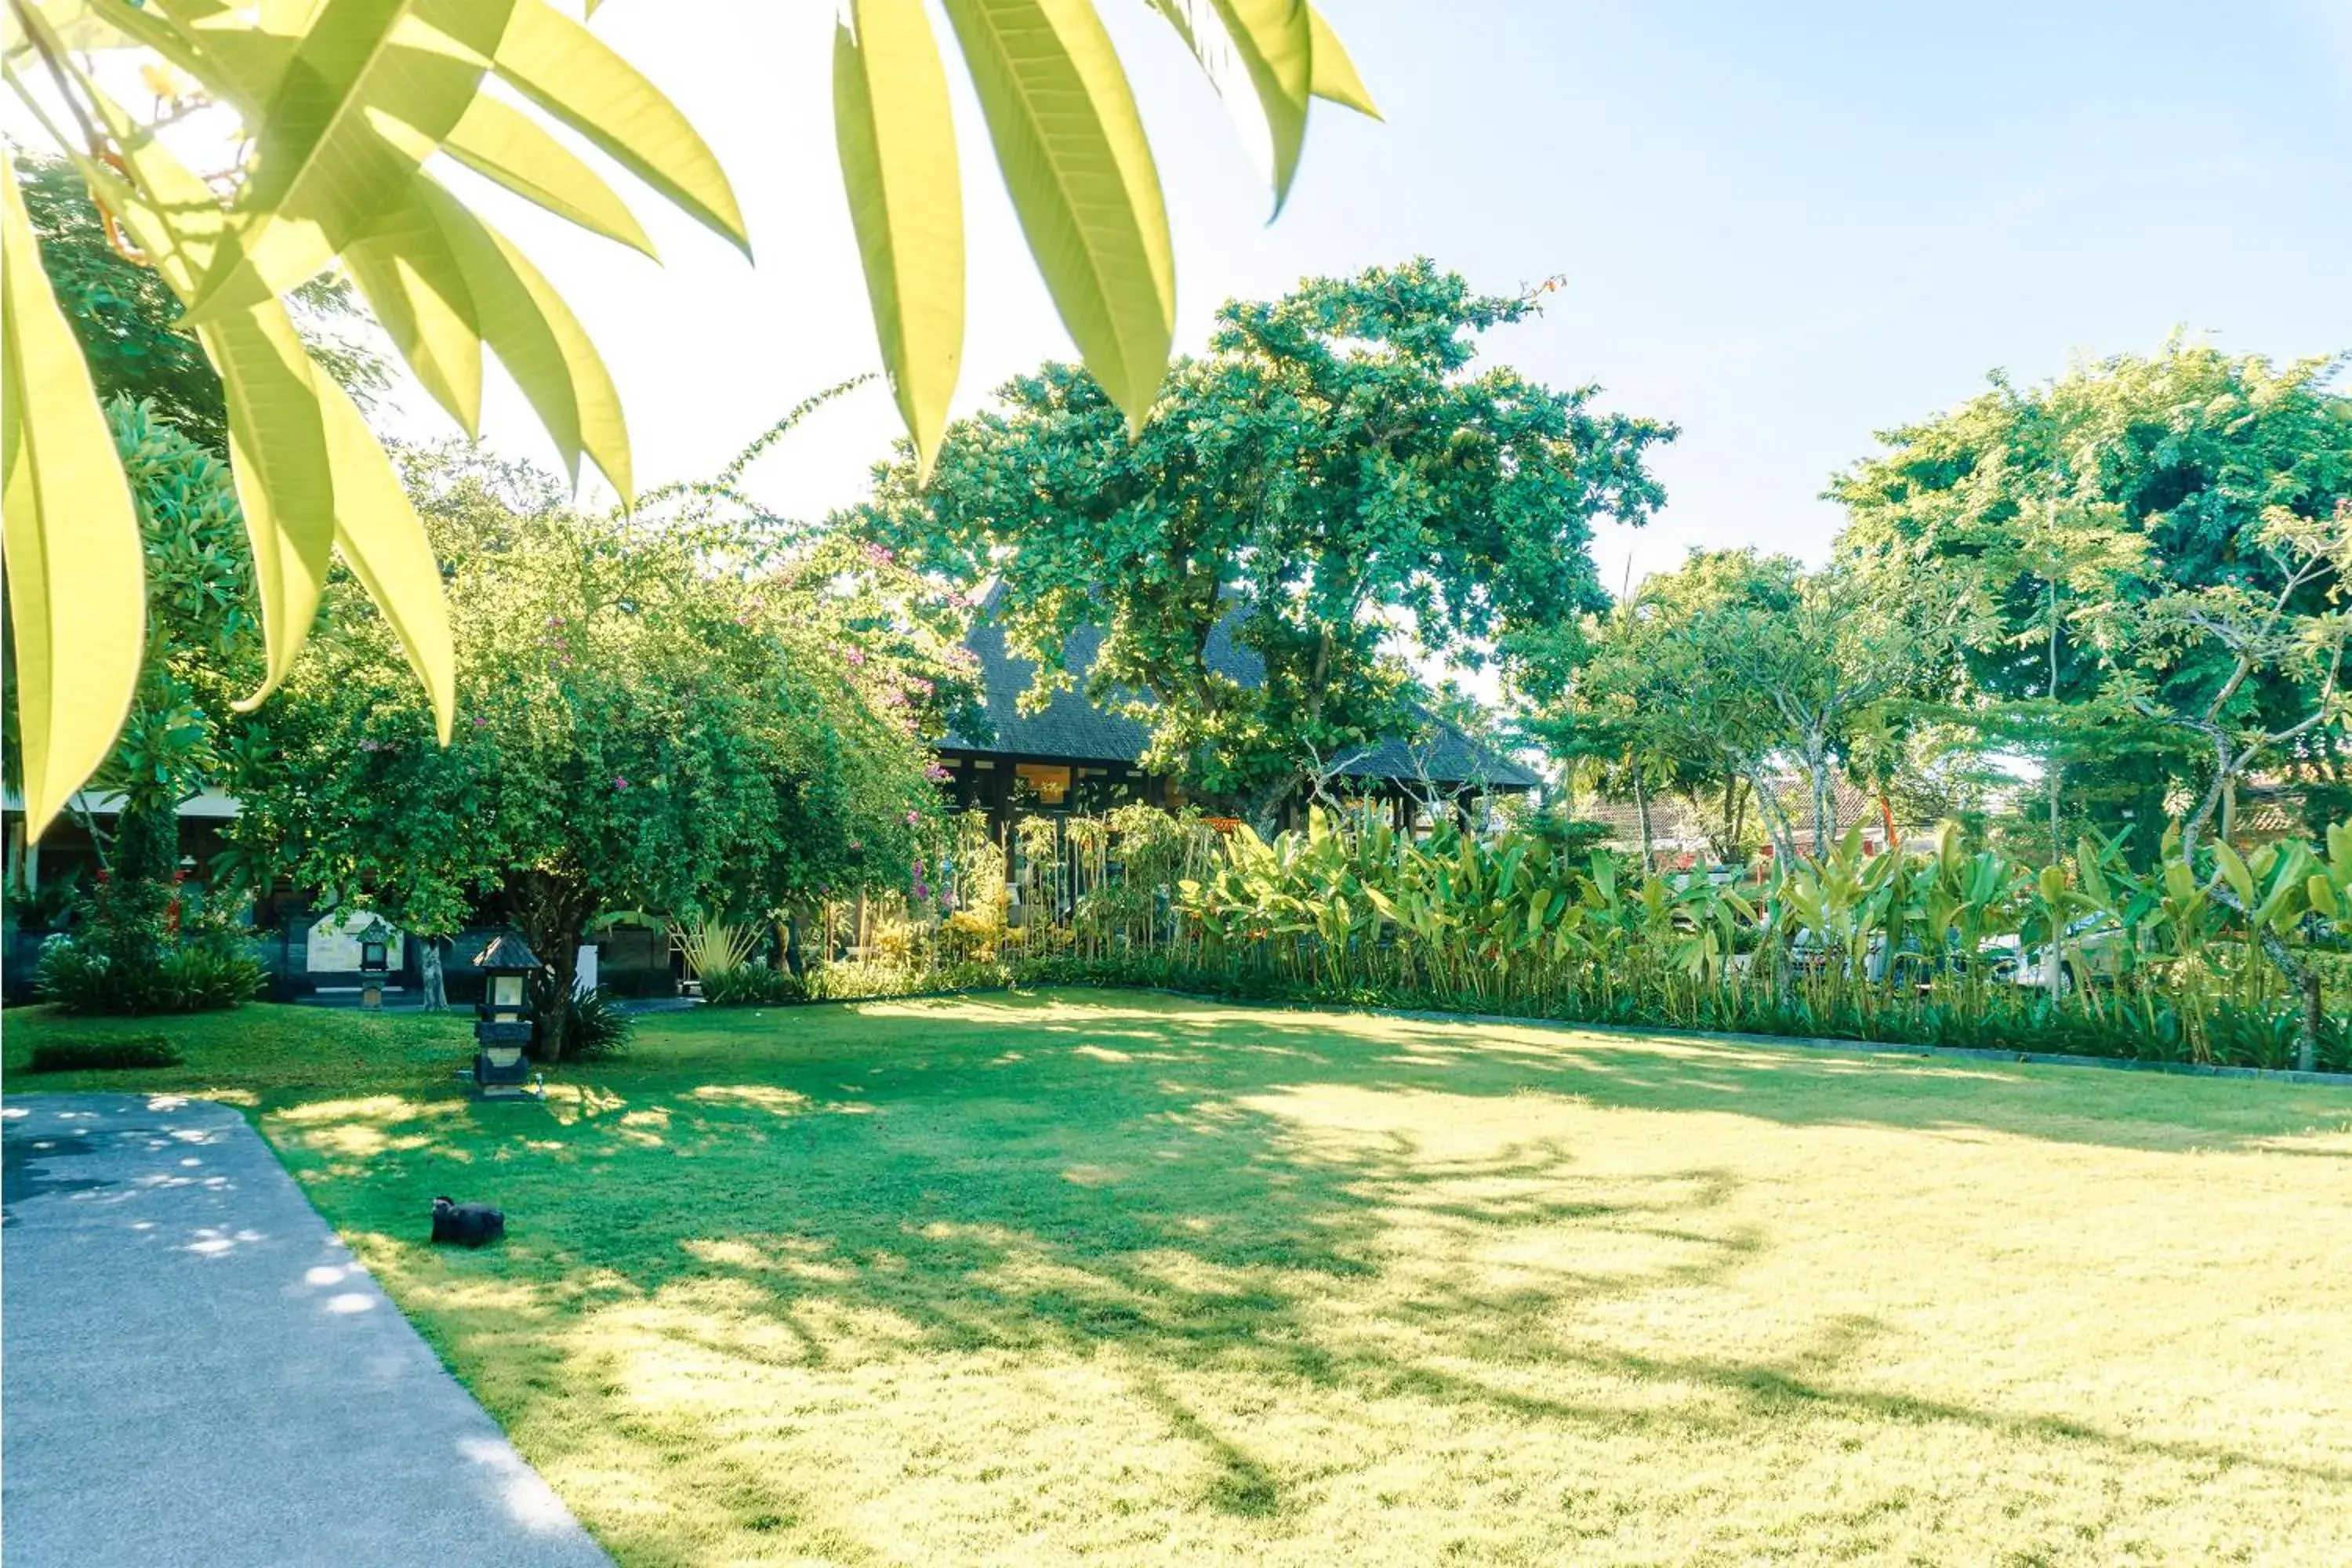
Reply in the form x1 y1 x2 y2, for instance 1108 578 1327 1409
441 91 656 257
938 0 1174 427
492 0 749 256
1 164 146 841
834 0 963 479
345 194 485 433
1145 0 1312 210
187 0 514 319
416 176 631 499
2212 840 2256 912
2310 874 2340 920
2074 837 2111 909
1306 5 1376 117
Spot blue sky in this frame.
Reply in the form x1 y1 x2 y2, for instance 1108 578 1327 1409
412 0 2352 591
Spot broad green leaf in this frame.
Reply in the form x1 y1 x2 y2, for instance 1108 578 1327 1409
187 0 514 319
1 163 145 841
441 92 656 257
199 307 339 707
319 382 455 739
95 84 456 734
2310 874 2340 920
1307 5 1377 117
2074 837 2111 909
939 0 1174 426
1145 0 1311 209
492 0 749 256
346 190 485 432
417 176 631 499
835 0 964 479
78 82 336 706
2212 839 2256 910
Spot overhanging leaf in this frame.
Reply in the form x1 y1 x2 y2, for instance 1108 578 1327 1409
938 0 1174 426
417 176 631 499
491 0 749 256
346 191 486 433
319 381 455 739
834 0 963 477
187 0 514 319
1 162 146 841
1306 5 1377 117
441 91 657 258
1147 0 1311 211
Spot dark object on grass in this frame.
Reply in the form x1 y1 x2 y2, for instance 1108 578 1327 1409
26 1033 182 1073
430 1196 506 1247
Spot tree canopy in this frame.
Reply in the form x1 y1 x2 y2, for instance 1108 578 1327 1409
858 259 1673 818
1833 341 2352 840
224 435 980 1044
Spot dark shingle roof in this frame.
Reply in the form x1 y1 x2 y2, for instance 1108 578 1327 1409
940 589 1540 791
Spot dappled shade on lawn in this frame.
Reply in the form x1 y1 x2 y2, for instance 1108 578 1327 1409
13 991 2352 1565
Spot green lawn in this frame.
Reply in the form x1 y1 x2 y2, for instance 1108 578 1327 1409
10 990 2352 1566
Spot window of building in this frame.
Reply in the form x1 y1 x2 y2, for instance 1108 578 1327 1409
1014 763 1073 807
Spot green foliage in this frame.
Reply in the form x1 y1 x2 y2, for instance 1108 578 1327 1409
34 925 264 1017
860 260 1671 816
529 978 631 1062
1526 549 1958 862
13 154 225 449
24 1033 181 1073
1834 340 2352 842
2 0 1370 836
699 966 809 1007
800 804 2352 1073
223 424 975 1056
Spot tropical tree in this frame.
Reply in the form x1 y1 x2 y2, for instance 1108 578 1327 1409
2 0 1378 842
225 430 976 1047
860 260 1674 822
1531 550 1958 865
1835 341 2352 843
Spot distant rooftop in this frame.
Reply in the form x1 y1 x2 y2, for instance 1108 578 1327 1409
940 588 1541 792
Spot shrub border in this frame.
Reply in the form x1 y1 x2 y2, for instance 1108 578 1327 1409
1135 989 2352 1089
737 974 2352 1087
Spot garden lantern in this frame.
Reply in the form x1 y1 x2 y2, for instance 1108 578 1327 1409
470 933 543 1099
358 916 393 1010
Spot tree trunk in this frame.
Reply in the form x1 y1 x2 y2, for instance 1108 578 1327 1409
514 869 590 1062
2299 970 2325 1075
1632 765 1655 873
2048 576 2063 866
1809 742 1831 858
419 937 448 1011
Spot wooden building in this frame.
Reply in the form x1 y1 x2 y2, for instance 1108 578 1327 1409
931 596 1541 837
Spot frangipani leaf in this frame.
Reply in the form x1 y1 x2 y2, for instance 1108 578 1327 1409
319 382 455 738
87 83 456 735
1147 0 1311 210
416 176 631 499
1306 5 1377 117
441 91 657 258
200 305 338 709
938 0 1174 427
834 0 964 478
346 191 485 433
187 0 514 319
1 164 146 841
492 0 749 256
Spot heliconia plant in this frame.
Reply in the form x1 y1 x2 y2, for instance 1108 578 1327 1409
828 801 2348 1071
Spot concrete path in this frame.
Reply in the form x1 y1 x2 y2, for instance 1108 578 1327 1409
2 1093 612 1568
